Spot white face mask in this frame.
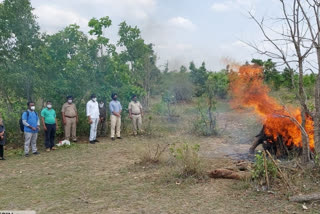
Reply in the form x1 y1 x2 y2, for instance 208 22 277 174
92 98 97 102
47 104 52 109
99 103 104 108
68 99 73 104
30 106 35 111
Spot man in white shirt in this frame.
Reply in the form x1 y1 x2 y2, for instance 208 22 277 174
86 94 100 144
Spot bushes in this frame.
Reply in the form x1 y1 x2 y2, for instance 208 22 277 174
252 152 277 182
138 143 169 164
169 143 205 178
192 95 217 136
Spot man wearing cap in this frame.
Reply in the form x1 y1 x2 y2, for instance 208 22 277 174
87 94 100 144
109 93 122 140
61 96 78 142
129 95 143 136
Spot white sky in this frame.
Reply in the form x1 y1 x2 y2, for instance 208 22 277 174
29 0 281 71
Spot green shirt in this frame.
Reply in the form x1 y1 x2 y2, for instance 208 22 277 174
41 108 56 125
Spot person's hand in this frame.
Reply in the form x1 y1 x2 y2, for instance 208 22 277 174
0 136 4 140
44 126 47 131
88 119 93 124
141 113 144 118
31 127 37 131
129 115 132 119
37 126 40 131
63 120 66 125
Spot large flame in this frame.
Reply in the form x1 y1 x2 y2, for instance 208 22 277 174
229 64 314 150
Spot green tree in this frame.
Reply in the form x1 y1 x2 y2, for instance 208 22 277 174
189 61 209 97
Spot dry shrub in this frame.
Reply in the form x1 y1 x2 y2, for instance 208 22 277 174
169 143 207 179
138 143 170 165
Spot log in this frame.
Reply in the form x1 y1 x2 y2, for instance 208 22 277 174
208 169 251 180
289 193 320 202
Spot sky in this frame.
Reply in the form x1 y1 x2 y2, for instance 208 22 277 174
29 0 281 71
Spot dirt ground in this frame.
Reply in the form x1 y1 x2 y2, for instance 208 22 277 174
0 101 318 214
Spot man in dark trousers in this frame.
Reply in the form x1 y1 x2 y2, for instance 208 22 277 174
41 101 59 152
98 100 107 137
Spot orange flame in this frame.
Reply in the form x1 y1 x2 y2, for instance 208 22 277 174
229 64 314 150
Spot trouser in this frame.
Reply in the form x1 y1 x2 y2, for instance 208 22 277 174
89 118 99 141
65 117 77 141
0 145 3 158
110 115 121 138
24 132 38 154
98 118 107 137
132 114 142 134
44 124 56 149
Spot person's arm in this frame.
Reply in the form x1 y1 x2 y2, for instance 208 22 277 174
140 103 143 117
41 117 47 131
37 114 40 130
109 102 118 116
0 130 3 140
86 102 92 124
61 104 66 125
54 111 59 129
128 103 132 119
74 105 79 123
119 103 122 116
41 110 47 131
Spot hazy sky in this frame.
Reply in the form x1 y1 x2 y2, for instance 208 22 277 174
29 0 280 71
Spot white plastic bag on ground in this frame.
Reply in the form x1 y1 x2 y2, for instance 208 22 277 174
57 140 71 147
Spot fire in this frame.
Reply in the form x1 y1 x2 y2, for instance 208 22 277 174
229 64 314 150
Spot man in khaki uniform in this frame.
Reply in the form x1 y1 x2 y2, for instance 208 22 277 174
61 96 78 142
128 95 143 136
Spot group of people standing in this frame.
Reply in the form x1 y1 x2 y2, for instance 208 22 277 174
0 93 144 160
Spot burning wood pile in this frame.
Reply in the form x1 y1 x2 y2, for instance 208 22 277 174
229 65 314 158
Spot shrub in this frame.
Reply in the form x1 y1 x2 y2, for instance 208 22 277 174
169 143 205 178
191 96 217 136
252 152 277 182
138 143 169 164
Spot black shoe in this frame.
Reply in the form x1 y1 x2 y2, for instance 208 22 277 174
73 139 78 143
111 137 115 141
33 152 40 155
0 157 5 160
25 154 29 157
117 137 122 139
94 139 99 143
89 141 95 144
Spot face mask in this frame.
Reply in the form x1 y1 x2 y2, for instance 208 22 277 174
68 99 73 104
30 106 35 111
113 97 117 101
99 103 104 108
47 105 52 109
92 98 97 102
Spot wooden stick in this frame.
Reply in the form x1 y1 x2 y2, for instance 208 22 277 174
263 151 270 190
266 150 291 189
289 193 320 202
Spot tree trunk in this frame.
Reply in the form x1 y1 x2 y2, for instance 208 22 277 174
289 193 320 202
314 46 320 155
298 62 310 163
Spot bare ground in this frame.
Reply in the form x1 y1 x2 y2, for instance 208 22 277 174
0 102 318 214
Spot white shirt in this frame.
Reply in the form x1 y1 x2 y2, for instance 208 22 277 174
86 100 100 119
